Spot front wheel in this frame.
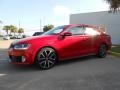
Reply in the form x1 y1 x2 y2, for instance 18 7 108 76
36 47 57 70
97 44 107 58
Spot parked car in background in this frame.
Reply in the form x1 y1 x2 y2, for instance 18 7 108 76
33 32 44 36
3 35 10 40
17 35 23 39
10 35 17 39
8 24 111 70
9 35 23 39
0 35 3 40
8 34 12 39
22 35 30 38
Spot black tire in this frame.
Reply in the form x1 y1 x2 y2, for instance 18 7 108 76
36 47 57 70
98 44 107 58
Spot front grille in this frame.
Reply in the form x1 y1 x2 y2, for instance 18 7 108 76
9 55 22 62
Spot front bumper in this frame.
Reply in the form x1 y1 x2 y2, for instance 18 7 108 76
8 48 33 64
9 55 27 64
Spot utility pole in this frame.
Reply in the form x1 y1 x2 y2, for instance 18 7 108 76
0 20 3 36
19 20 20 30
40 19 41 32
18 20 20 36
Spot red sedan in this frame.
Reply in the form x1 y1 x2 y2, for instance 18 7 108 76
8 24 111 69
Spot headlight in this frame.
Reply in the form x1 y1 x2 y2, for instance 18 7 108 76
14 44 30 50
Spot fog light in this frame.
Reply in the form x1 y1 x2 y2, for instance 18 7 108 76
22 56 26 62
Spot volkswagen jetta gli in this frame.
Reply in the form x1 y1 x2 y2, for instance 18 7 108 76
8 24 111 69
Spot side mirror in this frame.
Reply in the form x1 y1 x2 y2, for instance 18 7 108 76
61 32 72 36
58 32 72 40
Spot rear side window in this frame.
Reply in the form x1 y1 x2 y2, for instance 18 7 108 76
85 28 100 35
68 26 85 35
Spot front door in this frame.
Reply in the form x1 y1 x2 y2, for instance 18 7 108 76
58 26 87 60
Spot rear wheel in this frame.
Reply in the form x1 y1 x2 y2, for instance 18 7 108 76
98 44 107 58
36 47 57 70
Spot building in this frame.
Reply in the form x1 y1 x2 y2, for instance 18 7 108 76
70 11 120 45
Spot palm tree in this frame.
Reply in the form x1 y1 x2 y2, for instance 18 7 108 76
10 25 18 36
105 0 120 12
18 28 24 35
3 25 10 35
43 25 54 32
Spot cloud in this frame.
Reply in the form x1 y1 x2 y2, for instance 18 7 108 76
54 5 70 15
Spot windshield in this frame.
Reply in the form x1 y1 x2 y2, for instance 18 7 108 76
42 25 67 35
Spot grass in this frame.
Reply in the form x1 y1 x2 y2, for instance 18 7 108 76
111 45 120 53
109 45 120 57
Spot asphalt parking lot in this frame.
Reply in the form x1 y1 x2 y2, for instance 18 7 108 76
0 50 120 90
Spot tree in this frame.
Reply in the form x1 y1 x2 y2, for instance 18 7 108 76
9 25 18 36
18 28 24 35
3 25 10 35
43 25 54 32
105 0 120 12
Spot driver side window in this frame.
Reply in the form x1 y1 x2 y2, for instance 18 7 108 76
68 26 85 36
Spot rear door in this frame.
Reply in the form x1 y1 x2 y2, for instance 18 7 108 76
83 27 101 54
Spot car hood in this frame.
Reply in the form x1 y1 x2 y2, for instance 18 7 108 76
13 35 58 44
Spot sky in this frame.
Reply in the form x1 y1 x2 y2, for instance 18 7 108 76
0 0 109 35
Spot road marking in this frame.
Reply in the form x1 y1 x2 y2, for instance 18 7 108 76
0 59 8 61
0 74 6 77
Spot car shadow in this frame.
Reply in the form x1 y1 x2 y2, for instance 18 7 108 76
0 61 39 74
56 55 98 66
0 55 99 74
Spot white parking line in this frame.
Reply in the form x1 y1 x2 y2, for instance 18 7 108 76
0 74 6 77
0 59 7 61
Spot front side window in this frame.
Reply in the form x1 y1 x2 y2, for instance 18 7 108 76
67 26 85 35
43 25 67 35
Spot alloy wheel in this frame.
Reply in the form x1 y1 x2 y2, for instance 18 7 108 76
36 48 57 69
98 44 107 58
